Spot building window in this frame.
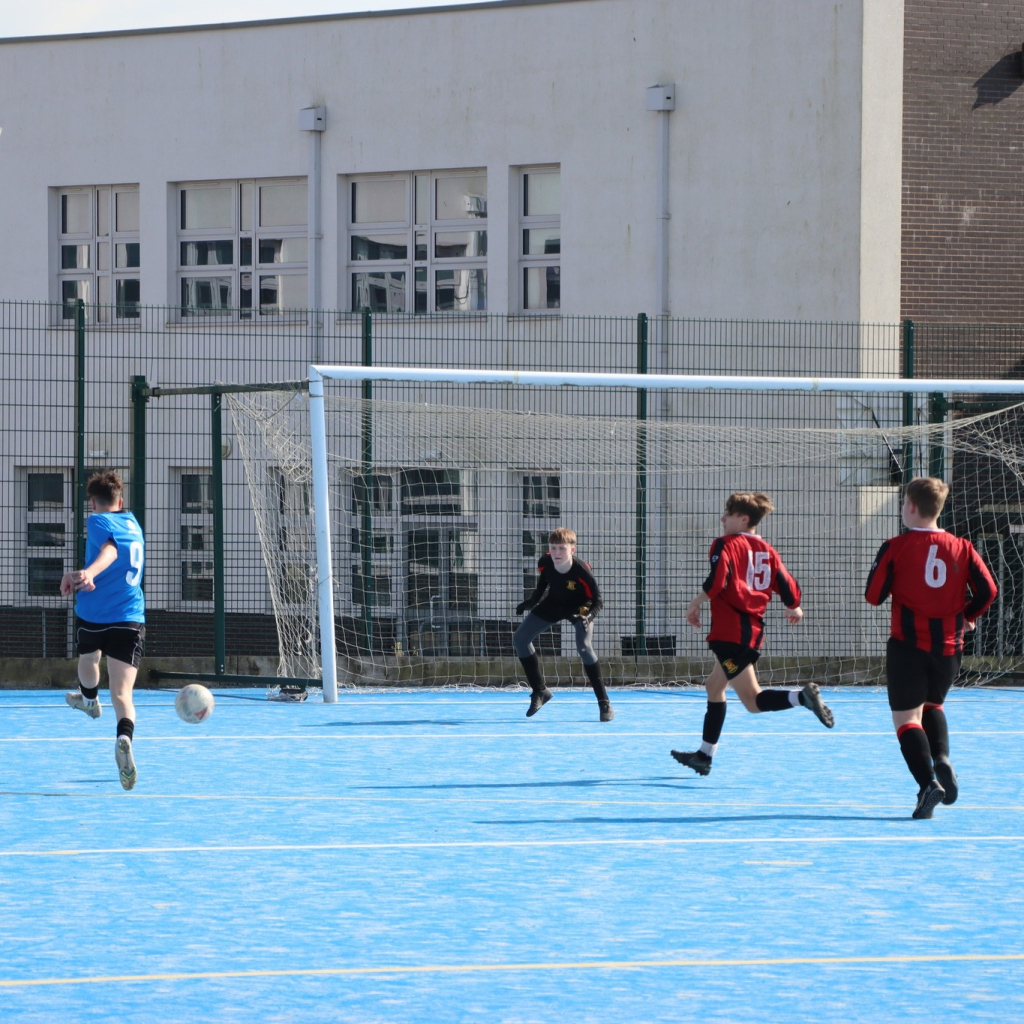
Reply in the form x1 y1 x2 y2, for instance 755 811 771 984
519 167 560 311
349 471 397 609
177 179 307 317
26 471 69 596
179 472 213 602
347 171 487 313
56 186 141 321
521 472 561 601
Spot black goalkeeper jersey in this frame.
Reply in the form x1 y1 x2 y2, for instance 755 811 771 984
523 554 604 623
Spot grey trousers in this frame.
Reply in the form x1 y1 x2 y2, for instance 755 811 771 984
513 611 598 665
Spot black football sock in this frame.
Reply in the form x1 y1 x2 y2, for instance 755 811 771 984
117 718 135 742
702 700 727 747
519 654 546 692
922 704 950 762
897 723 934 789
79 684 99 700
755 690 794 712
583 662 608 703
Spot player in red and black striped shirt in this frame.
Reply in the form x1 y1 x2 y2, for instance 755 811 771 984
865 477 997 819
671 492 834 777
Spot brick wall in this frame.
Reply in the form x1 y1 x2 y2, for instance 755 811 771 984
903 1 1024 324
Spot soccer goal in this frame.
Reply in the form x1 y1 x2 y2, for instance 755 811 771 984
226 367 1024 703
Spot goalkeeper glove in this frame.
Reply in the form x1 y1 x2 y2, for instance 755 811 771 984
571 605 594 628
516 600 535 616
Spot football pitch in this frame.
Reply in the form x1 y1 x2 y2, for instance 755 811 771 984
1 685 1022 1022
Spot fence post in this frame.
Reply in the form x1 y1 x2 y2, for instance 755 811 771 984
211 391 226 677
359 307 374 657
74 298 87 571
130 376 148 534
635 312 649 656
901 319 915 483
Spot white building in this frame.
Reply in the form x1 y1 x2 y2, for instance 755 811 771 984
0 0 902 321
0 0 907 676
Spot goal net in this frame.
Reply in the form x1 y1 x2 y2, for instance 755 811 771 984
227 371 1024 699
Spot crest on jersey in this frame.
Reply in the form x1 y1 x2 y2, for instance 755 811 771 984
567 581 576 590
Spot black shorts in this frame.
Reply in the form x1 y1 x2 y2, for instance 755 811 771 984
76 619 146 669
885 637 961 712
708 640 760 680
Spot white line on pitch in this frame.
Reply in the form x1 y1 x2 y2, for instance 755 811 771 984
4 835 1024 858
3 730 1023 743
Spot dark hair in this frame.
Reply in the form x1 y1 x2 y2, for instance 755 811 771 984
86 470 124 507
548 527 577 545
724 491 774 528
905 477 949 520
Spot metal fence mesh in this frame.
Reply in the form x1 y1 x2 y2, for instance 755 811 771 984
1 299 1019 686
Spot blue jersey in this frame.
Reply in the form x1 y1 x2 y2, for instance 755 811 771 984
75 510 146 624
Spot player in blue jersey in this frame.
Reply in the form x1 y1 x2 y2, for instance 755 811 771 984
60 470 146 791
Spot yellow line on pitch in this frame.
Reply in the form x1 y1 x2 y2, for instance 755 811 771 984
3 952 1024 989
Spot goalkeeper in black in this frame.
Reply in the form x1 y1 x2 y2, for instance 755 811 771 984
513 527 612 721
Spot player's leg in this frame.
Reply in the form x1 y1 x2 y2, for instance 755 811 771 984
105 626 144 791
749 678 835 728
108 657 139 791
574 619 612 721
923 652 960 805
66 648 103 719
887 639 943 818
513 613 553 717
671 657 729 776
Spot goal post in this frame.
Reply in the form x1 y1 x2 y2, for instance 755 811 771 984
228 366 1024 703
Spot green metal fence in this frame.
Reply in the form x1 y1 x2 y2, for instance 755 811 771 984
0 298 1018 685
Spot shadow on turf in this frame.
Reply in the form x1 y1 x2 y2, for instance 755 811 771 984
307 718 470 727
475 812 908 824
356 776 725 791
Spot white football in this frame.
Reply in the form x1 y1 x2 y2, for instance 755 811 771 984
175 684 215 724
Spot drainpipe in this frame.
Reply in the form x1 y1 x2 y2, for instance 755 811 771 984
645 84 675 640
300 105 326 359
646 84 675 319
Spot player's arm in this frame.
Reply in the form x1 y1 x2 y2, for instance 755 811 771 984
773 556 803 624
516 557 549 615
60 540 117 595
689 539 730 628
964 545 998 623
685 589 710 628
864 540 894 606
573 563 603 622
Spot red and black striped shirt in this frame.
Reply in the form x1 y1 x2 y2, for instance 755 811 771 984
702 533 801 650
865 528 997 655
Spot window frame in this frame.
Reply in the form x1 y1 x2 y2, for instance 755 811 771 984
178 470 215 605
346 170 488 314
518 166 561 313
25 469 70 600
55 185 141 323
176 178 308 320
520 470 561 602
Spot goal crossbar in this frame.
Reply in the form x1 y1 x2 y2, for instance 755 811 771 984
307 365 1024 702
310 365 1024 395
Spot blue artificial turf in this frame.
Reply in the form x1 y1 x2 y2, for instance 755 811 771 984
1 685 1022 1022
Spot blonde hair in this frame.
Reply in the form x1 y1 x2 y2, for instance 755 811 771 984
905 477 949 520
548 527 577 545
725 492 774 528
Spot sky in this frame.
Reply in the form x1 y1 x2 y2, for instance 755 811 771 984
3 0 501 38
